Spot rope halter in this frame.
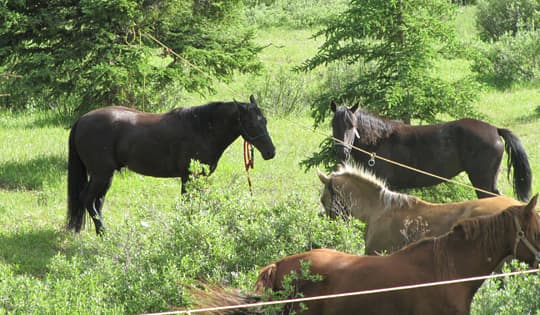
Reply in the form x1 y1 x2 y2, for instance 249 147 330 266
512 215 540 268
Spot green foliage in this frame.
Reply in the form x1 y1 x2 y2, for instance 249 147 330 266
476 0 540 42
243 0 348 29
0 0 261 112
451 0 478 5
250 67 315 117
472 261 540 315
261 260 324 314
0 153 365 313
472 29 540 89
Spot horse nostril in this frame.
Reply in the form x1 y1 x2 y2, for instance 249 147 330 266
263 149 276 160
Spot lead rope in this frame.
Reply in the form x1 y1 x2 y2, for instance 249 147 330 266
244 140 254 196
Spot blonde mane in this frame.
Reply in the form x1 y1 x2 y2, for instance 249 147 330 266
333 163 417 210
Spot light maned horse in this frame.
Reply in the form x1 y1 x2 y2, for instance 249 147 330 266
189 196 540 315
330 101 532 201
318 164 523 254
67 95 275 234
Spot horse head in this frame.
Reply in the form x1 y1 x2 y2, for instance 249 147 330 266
330 101 359 162
236 95 275 160
317 169 339 218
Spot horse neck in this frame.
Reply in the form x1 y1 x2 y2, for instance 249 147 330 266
355 110 397 146
197 102 242 150
339 175 385 221
433 216 513 284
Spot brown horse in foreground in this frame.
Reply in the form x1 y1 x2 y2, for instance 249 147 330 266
191 196 540 315
318 164 523 254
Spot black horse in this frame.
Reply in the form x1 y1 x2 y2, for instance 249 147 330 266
68 95 275 234
330 101 532 201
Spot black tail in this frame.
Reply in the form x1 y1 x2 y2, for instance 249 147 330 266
498 128 532 202
67 120 87 232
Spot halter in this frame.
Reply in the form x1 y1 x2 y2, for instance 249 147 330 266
237 110 269 143
239 122 269 142
512 215 540 268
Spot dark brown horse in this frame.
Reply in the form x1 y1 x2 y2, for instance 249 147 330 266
330 101 532 201
67 95 275 234
190 195 540 315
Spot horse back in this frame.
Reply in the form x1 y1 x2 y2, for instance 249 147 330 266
73 106 176 173
365 118 502 189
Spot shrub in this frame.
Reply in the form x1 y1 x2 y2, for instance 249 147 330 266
243 0 347 29
472 29 540 89
0 177 364 314
476 0 540 41
249 67 315 117
472 261 540 314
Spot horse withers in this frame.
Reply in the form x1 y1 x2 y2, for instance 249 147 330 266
318 164 523 254
189 195 540 315
67 95 275 234
330 101 532 201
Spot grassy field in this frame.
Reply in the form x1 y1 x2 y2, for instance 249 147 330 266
1 5 540 314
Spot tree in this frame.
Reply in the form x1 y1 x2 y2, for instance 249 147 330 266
300 0 479 126
0 0 261 112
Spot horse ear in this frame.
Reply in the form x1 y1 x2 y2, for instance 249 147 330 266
330 101 337 113
524 193 538 218
317 169 329 184
350 101 359 113
254 263 277 294
250 95 258 106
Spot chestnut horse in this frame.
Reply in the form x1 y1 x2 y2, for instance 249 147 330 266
189 196 540 315
318 164 523 254
67 95 275 234
330 101 532 201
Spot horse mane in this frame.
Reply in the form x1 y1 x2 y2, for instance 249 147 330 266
392 202 538 281
334 163 417 210
168 101 240 124
356 110 401 146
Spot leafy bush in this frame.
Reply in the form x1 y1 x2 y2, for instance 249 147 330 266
472 29 540 89
0 176 364 314
472 261 540 315
243 0 347 29
476 0 540 41
249 67 316 117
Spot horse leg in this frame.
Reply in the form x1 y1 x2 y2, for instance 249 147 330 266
466 160 501 199
181 175 188 194
84 173 113 235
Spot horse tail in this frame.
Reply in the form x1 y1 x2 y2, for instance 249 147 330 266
186 284 262 314
497 128 532 202
67 120 87 232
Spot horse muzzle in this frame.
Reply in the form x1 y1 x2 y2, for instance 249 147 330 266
261 148 276 160
334 143 351 162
